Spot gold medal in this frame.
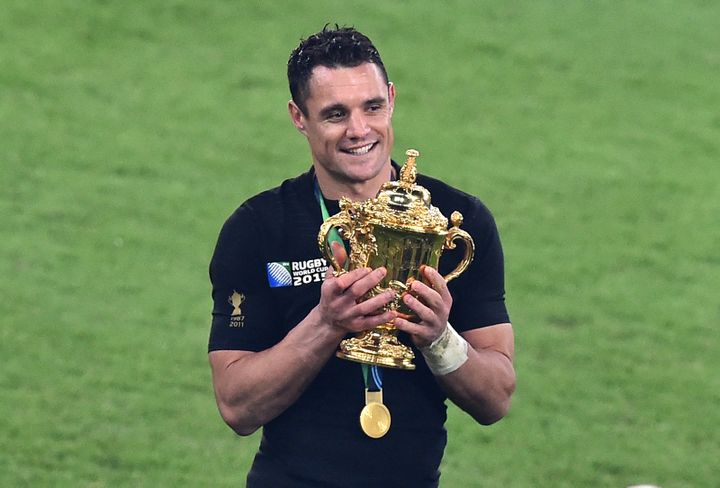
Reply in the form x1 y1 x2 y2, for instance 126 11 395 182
360 389 391 438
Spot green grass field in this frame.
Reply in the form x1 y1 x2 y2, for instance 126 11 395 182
2 1 719 486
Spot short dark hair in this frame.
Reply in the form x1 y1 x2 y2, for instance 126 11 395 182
288 25 389 115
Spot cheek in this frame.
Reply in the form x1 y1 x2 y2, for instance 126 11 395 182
371 117 392 134
306 128 329 146
315 127 344 147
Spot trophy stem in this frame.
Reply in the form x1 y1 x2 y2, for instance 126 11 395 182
337 326 416 370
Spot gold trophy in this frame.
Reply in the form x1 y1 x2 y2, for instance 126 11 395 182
317 149 475 370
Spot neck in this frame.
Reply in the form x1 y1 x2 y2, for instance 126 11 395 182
314 164 395 201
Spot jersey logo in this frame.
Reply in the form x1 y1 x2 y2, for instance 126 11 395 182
229 291 245 316
228 291 245 327
266 259 329 288
267 262 293 287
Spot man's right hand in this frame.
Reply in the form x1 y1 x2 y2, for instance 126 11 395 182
316 241 396 334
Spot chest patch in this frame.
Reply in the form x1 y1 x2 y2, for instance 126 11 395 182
266 258 329 288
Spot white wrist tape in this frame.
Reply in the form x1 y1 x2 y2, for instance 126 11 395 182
419 322 469 376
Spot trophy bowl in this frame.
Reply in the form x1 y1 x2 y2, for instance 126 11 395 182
317 149 474 370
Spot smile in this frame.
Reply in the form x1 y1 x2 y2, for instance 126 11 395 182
342 142 376 156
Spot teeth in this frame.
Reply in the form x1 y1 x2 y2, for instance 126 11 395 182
345 143 374 155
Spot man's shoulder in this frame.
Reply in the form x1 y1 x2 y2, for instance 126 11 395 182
245 168 314 209
417 172 494 223
417 172 475 200
224 168 315 225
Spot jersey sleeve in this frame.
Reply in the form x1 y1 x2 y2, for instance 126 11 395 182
208 203 282 352
446 198 510 332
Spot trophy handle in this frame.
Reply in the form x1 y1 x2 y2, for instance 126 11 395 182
318 213 352 275
442 211 475 283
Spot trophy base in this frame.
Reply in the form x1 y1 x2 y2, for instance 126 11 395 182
337 329 416 370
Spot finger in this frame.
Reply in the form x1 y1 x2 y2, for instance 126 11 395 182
336 267 374 289
409 279 445 312
330 240 348 269
402 292 437 323
352 290 396 316
345 267 387 300
347 310 397 333
393 317 437 347
421 266 452 304
324 267 371 294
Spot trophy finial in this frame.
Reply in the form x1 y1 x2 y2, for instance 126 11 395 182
400 149 420 186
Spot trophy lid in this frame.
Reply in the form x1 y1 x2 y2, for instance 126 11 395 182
365 149 449 233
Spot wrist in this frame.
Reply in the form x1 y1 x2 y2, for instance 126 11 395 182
419 322 469 375
305 307 347 344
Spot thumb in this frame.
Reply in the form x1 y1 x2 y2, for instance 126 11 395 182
330 240 348 270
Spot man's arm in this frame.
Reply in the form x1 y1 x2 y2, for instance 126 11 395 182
209 265 395 436
394 266 516 425
436 323 515 424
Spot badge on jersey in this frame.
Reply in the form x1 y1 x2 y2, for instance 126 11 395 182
266 259 329 288
227 291 245 327
266 262 293 287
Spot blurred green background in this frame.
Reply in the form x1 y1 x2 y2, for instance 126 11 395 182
2 1 719 486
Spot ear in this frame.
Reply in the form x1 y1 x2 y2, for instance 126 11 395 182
387 81 396 116
288 100 308 135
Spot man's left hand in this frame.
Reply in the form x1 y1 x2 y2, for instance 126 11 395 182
393 265 451 348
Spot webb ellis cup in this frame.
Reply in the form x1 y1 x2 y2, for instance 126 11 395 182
318 149 475 370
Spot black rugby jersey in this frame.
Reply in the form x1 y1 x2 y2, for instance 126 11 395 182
208 164 509 487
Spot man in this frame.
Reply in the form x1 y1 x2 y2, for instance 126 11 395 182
208 26 515 487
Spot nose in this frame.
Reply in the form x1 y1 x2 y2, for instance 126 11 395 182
346 111 370 139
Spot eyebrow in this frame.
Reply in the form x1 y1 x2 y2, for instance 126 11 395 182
365 97 387 107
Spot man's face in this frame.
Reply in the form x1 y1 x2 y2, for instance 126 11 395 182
289 63 395 190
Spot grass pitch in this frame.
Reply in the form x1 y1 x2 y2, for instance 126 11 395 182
2 1 719 486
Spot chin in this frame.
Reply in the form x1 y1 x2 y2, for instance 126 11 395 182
350 161 387 181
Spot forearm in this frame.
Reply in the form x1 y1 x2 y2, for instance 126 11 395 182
210 266 395 435
417 322 516 425
211 307 345 435
434 346 516 425
392 268 516 423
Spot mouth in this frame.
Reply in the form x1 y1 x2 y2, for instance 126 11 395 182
341 142 377 156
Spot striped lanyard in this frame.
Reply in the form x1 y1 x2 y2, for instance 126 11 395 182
313 178 383 392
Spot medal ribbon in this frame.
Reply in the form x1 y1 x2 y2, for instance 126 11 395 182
313 179 344 254
314 177 384 392
363 363 382 391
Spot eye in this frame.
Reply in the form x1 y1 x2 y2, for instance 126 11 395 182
325 110 345 121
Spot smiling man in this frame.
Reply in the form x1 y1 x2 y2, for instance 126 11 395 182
288 62 395 201
208 26 515 487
